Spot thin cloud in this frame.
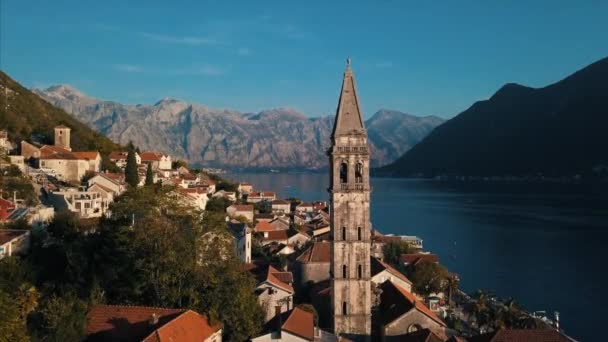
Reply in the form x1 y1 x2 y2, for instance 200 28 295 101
237 47 251 56
114 64 145 73
376 61 393 68
140 32 218 45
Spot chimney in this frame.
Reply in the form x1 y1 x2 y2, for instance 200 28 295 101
149 313 159 325
554 311 560 331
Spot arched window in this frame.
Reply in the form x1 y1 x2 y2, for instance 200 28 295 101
343 302 348 315
358 264 363 279
340 162 348 183
342 265 347 278
342 227 346 240
355 162 363 183
357 226 362 241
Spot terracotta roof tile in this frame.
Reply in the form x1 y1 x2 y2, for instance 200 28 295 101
296 241 331 263
73 151 100 160
142 310 221 342
255 221 277 232
85 305 183 341
272 199 290 205
261 230 289 242
281 307 314 340
371 257 412 285
140 152 165 161
109 151 129 160
380 281 446 327
400 253 440 266
0 230 28 245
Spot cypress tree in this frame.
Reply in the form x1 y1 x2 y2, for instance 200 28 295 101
125 149 139 187
145 162 154 186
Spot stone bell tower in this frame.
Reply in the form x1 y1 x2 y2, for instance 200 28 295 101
54 125 71 151
329 59 372 341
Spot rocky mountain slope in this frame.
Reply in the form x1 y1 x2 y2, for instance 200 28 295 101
0 71 119 156
34 86 444 169
380 56 608 177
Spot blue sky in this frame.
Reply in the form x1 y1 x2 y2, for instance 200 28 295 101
1 1 607 118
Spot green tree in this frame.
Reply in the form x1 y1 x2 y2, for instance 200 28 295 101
409 260 449 297
29 293 88 342
0 289 30 342
205 197 232 213
383 240 413 267
124 145 139 187
144 162 154 186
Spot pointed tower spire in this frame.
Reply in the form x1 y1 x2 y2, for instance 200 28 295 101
331 58 366 138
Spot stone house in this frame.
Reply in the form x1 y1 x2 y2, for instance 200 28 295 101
140 151 172 170
295 202 314 213
72 151 101 172
371 257 413 293
271 199 291 214
87 183 117 214
248 191 277 203
251 307 339 342
0 230 30 260
247 264 295 323
227 220 252 263
48 188 105 219
294 241 331 286
226 204 254 222
85 305 222 341
269 217 290 231
379 281 447 341
237 182 253 195
39 148 91 182
109 151 141 168
88 173 126 196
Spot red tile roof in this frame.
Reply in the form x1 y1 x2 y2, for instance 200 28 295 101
140 152 165 162
281 307 314 340
380 281 446 328
85 305 183 341
73 151 100 160
142 310 221 342
400 253 440 266
296 241 331 263
109 151 129 160
261 230 289 242
469 329 573 342
371 257 413 285
249 191 276 198
0 230 28 245
255 221 277 232
272 199 290 205
253 265 294 293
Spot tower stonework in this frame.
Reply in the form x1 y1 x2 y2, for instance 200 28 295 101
54 125 71 151
329 60 372 341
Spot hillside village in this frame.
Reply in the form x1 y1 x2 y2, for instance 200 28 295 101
1 121 574 341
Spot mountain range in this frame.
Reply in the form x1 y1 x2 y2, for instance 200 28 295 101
33 86 444 170
380 56 608 177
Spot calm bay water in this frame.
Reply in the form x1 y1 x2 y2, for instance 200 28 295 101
227 172 608 341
